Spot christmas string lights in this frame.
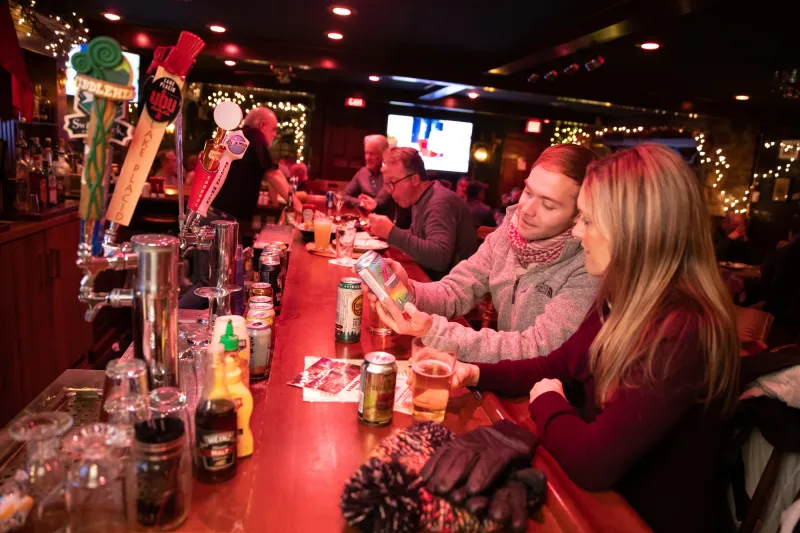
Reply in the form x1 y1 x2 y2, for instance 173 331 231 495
11 0 90 59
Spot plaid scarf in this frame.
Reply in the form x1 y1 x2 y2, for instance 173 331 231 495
507 212 572 267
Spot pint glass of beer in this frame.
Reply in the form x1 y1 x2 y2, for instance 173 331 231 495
410 337 458 423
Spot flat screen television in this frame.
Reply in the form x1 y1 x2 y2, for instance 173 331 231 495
65 45 141 101
386 114 473 173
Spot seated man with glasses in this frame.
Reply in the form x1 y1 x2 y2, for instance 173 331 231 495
368 147 478 280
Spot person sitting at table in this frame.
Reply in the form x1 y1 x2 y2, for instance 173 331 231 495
367 144 599 362
464 180 496 227
441 143 740 533
367 147 478 280
150 149 177 186
715 211 752 264
342 134 391 210
455 176 469 202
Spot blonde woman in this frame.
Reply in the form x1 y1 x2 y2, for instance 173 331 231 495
448 143 740 532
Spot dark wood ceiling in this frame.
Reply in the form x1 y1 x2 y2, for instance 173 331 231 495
35 0 800 124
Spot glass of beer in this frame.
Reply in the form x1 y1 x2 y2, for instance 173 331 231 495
411 337 458 423
369 301 394 336
314 216 333 250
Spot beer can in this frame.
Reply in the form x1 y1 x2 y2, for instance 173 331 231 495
259 253 283 311
249 295 273 305
250 282 274 300
248 320 272 381
246 307 275 326
325 191 335 210
358 352 397 426
336 277 363 344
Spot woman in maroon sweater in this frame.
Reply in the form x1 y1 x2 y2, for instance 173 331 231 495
450 143 741 532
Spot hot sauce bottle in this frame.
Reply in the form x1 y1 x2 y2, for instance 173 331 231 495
194 332 238 483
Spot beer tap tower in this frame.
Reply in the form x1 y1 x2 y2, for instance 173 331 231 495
71 33 233 390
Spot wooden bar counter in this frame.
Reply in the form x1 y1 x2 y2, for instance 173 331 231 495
180 229 651 533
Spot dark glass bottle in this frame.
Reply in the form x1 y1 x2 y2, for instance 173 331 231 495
194 338 237 484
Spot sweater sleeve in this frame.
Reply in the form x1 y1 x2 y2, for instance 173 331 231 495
411 229 498 318
342 174 362 207
425 265 598 363
528 320 704 491
472 311 601 396
387 198 458 273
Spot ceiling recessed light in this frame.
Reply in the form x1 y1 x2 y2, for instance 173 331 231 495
209 25 226 33
735 95 750 101
639 42 660 51
327 32 344 40
103 12 121 21
331 6 352 16
368 75 380 82
224 60 236 66
467 91 479 99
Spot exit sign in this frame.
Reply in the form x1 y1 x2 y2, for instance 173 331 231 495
345 97 366 108
525 119 542 134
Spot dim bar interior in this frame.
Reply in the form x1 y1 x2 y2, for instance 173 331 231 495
0 0 799 532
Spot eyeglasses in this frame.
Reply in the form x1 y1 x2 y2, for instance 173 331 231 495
384 173 416 192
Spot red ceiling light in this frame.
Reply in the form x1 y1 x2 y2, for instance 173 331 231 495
327 32 344 40
467 91 479 99
639 42 660 51
224 60 236 66
209 25 226 33
345 97 366 108
525 119 542 134
103 12 121 21
330 6 352 16
368 75 380 82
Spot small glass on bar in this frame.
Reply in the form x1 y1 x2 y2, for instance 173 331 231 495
410 337 458 423
368 301 394 336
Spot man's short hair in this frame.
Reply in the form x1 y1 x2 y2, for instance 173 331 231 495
364 134 389 152
243 107 277 128
466 181 487 200
383 146 428 181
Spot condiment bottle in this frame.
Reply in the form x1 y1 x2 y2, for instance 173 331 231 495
225 356 253 458
194 343 237 483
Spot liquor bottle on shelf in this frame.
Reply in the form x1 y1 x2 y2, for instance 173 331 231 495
194 342 237 484
55 139 69 203
14 132 30 212
32 85 43 122
44 138 58 206
28 138 45 211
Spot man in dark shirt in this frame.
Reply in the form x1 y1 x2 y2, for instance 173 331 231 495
368 147 477 280
342 134 390 210
465 180 496 227
212 107 301 222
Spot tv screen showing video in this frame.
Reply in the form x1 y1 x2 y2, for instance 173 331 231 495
386 114 474 173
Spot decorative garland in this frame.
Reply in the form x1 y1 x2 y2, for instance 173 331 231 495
11 0 90 59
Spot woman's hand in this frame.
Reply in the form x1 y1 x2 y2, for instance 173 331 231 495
529 379 565 404
377 302 433 337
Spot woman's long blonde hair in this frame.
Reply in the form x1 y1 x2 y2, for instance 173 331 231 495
584 143 739 412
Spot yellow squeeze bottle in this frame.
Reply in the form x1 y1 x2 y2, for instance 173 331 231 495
225 355 254 458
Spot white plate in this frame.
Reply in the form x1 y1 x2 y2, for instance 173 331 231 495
350 233 388 251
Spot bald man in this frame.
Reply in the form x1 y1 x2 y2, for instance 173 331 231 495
212 107 302 222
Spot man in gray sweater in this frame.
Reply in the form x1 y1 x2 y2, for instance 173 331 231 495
368 147 477 280
368 144 600 363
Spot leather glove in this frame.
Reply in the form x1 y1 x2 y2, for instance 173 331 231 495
485 468 547 532
420 420 539 497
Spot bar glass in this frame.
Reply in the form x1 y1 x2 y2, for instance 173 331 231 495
368 301 394 336
331 222 356 267
410 337 458 423
102 359 150 428
313 216 333 250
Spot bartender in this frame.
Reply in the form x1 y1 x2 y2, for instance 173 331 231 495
212 107 302 223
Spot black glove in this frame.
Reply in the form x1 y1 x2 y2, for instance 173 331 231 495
420 420 539 497
485 468 547 532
